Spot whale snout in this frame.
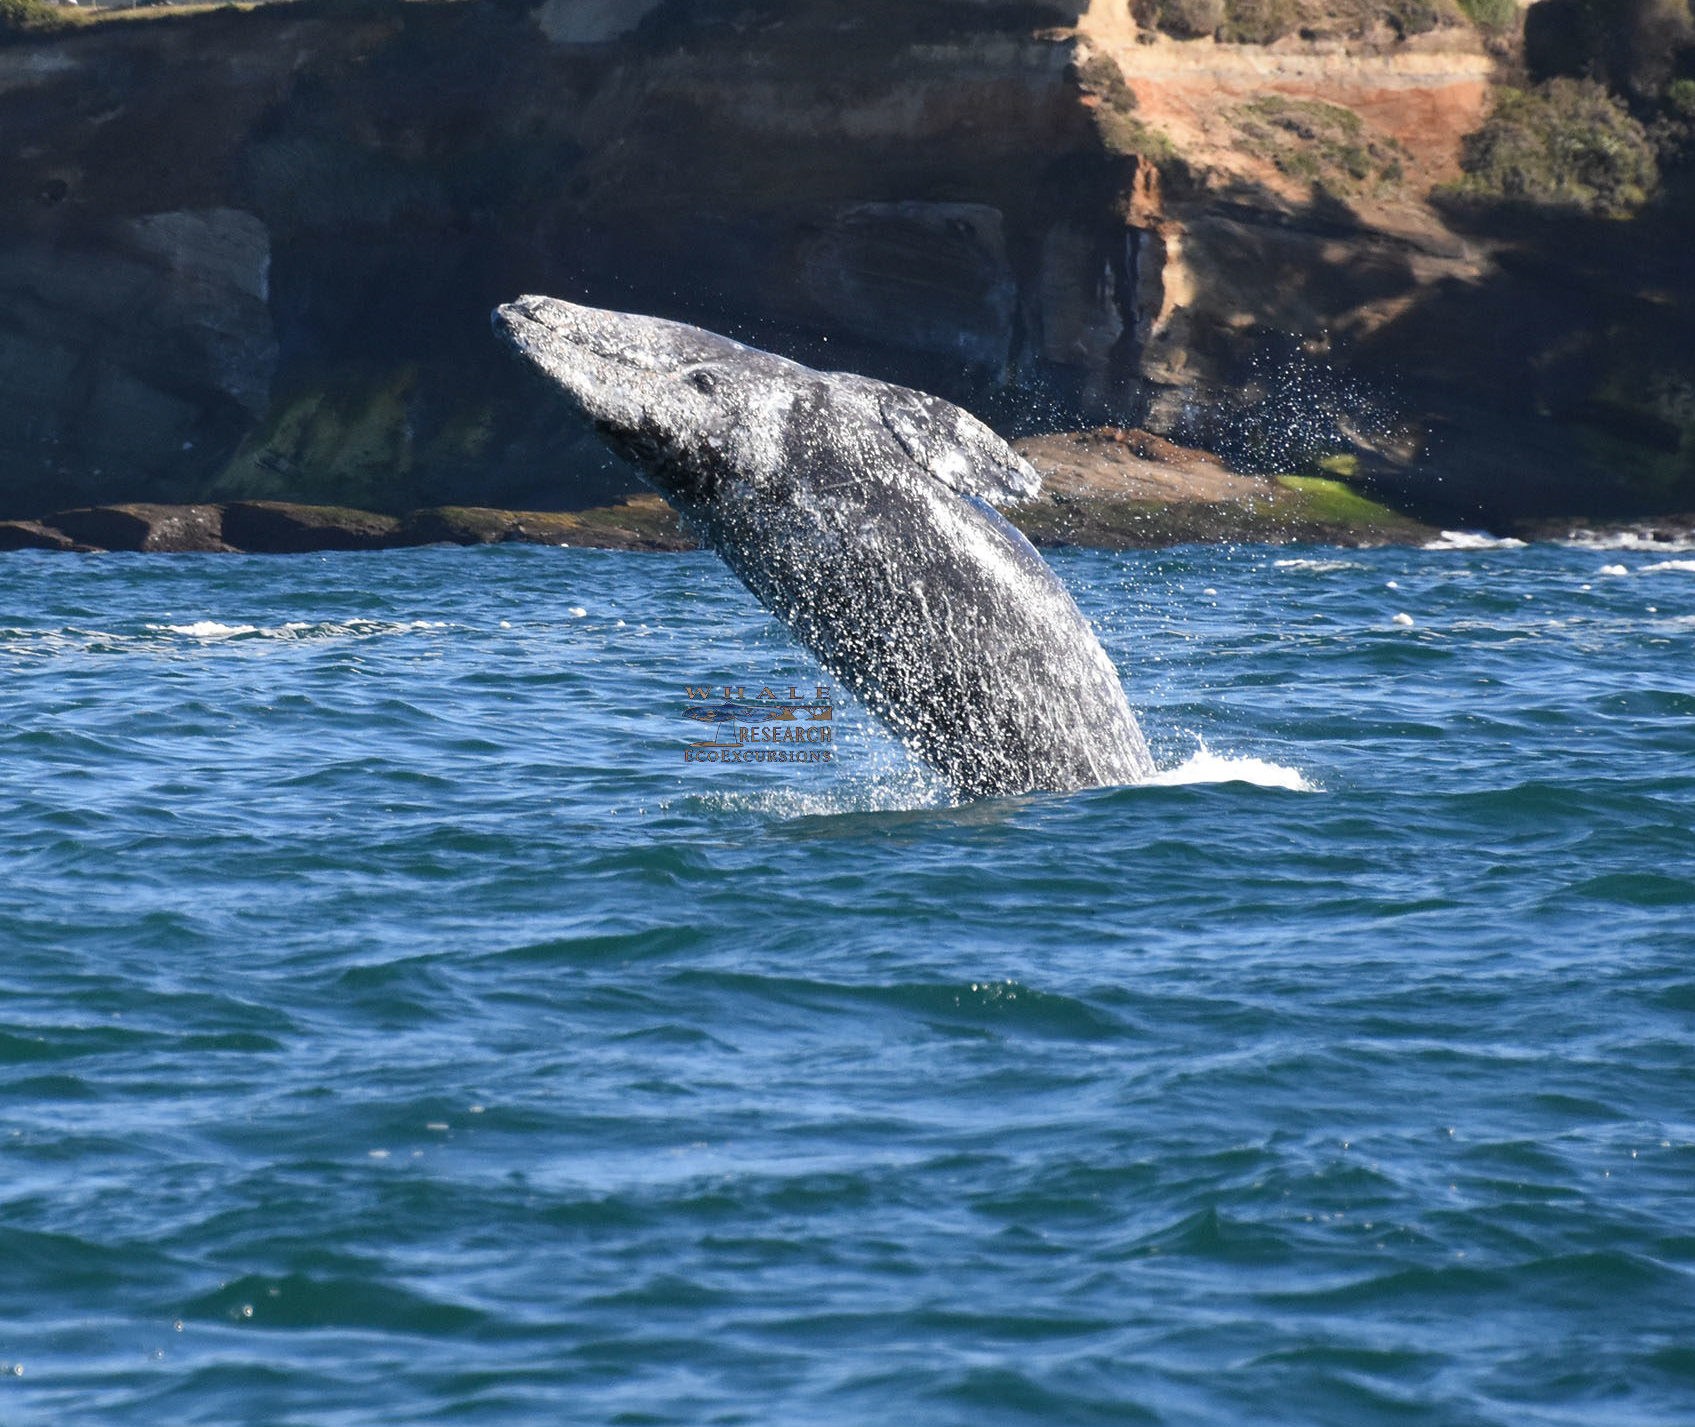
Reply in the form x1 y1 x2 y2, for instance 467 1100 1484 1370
493 295 737 501
492 295 576 359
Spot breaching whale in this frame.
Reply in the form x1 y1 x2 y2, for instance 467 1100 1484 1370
493 296 1153 797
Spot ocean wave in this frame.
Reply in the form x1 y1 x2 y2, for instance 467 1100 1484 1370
692 764 955 819
1273 558 1365 572
1423 531 1528 551
1147 739 1314 791
1560 530 1695 553
148 618 451 641
154 620 260 638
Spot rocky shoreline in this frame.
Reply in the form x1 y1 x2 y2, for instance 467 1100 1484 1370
0 495 693 555
8 428 1689 557
4 1 1691 531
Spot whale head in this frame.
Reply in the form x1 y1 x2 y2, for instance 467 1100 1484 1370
493 295 809 520
493 295 1038 531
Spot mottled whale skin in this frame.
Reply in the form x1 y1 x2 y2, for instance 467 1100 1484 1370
493 296 1152 797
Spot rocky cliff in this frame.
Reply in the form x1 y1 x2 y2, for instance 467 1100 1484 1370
1 0 1690 525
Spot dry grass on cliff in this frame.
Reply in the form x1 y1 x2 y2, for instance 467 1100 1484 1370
1233 95 1408 195
0 0 83 37
1132 0 1487 44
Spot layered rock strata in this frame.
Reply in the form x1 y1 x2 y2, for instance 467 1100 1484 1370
0 0 1689 526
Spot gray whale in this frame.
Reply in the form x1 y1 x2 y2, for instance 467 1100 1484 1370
494 296 1152 797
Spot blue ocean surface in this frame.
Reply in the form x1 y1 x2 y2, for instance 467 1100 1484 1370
2 538 1693 1425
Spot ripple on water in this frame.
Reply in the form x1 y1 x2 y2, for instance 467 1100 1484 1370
0 543 1692 1424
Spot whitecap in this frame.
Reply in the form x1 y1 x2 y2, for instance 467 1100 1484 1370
152 621 258 638
1273 558 1363 572
134 618 459 648
1560 529 1695 553
1147 740 1314 792
1637 560 1695 575
1599 564 1630 577
1422 531 1526 550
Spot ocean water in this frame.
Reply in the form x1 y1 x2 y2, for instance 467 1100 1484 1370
2 539 1693 1426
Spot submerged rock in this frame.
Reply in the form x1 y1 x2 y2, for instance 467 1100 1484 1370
44 503 231 552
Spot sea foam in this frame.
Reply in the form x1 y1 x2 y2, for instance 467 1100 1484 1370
1423 531 1527 551
1147 740 1314 791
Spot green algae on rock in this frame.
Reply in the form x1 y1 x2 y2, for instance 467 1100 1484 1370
1009 429 1438 547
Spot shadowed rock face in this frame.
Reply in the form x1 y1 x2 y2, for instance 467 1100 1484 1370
0 0 1688 524
0 520 78 552
47 503 231 552
496 295 1153 797
0 0 1116 519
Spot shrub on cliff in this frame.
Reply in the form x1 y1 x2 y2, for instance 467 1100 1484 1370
1456 0 1517 31
1074 50 1178 159
1221 0 1298 43
1144 0 1487 43
1135 0 1226 38
1527 0 1695 102
1648 77 1695 171
0 0 82 37
1455 78 1660 217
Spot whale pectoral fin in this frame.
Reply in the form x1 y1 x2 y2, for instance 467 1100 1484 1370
857 381 1040 505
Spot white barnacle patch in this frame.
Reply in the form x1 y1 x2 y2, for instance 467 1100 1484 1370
933 449 971 488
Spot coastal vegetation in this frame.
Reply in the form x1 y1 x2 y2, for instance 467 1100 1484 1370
1452 79 1659 216
0 0 1690 534
1073 52 1177 160
1233 95 1407 195
0 0 81 37
1132 0 1477 42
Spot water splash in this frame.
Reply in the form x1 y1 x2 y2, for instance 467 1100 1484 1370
147 619 451 641
1147 738 1315 792
1423 531 1528 551
1214 343 1405 475
1273 558 1366 572
1560 530 1695 553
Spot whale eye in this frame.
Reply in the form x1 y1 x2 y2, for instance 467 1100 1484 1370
689 369 722 394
